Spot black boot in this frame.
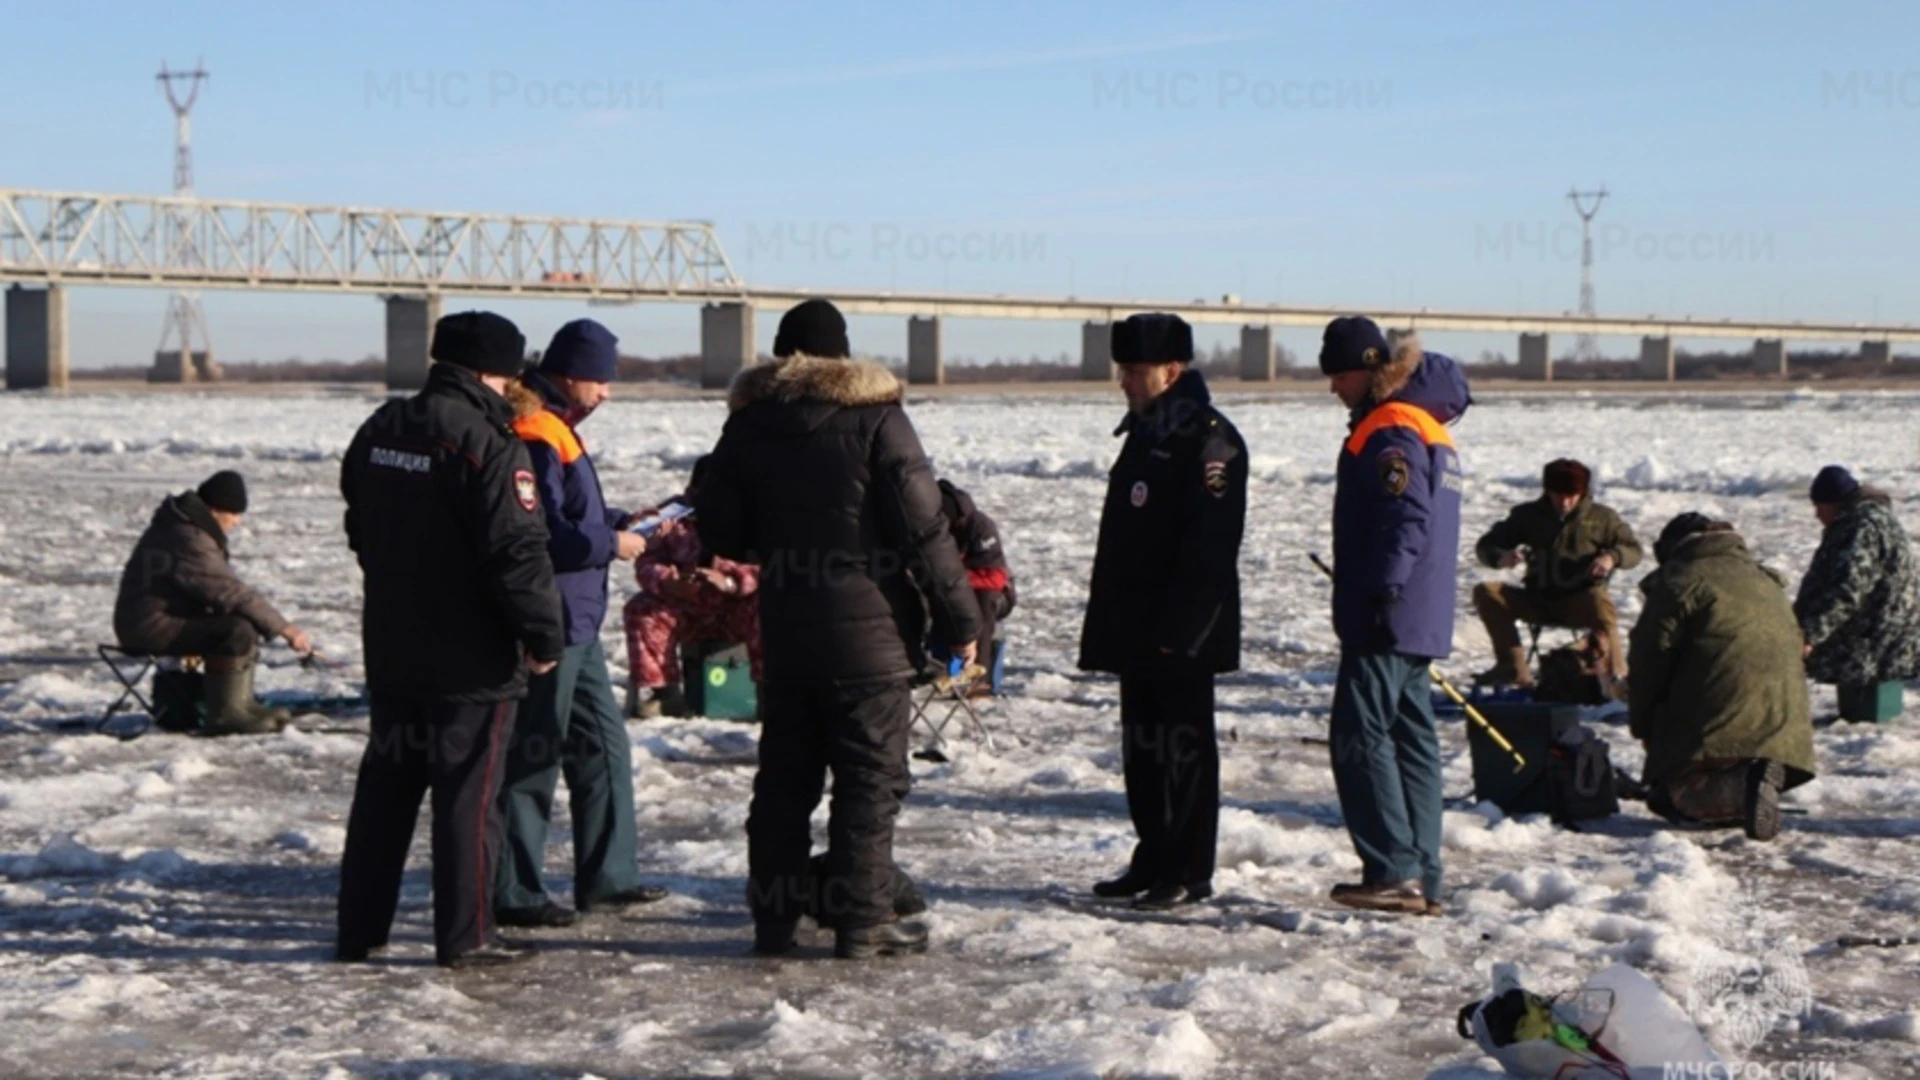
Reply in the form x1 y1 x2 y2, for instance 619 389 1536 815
578 885 670 913
893 867 927 917
835 919 929 960
1132 881 1213 911
753 919 799 956
443 941 531 969
1745 759 1786 842
1092 867 1155 899
495 900 577 928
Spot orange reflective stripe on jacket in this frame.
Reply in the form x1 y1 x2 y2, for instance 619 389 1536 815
512 408 584 465
1344 401 1455 457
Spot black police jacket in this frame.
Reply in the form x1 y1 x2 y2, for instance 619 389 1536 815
341 364 566 703
1078 369 1247 675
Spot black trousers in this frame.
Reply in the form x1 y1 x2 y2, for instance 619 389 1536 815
337 696 516 964
748 680 911 931
1118 670 1220 888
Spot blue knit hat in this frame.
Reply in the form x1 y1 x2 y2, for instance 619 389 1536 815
539 319 620 383
1318 316 1391 375
1809 465 1860 505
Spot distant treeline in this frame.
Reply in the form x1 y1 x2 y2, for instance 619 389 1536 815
69 345 1917 383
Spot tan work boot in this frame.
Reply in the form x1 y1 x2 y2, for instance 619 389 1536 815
201 654 291 735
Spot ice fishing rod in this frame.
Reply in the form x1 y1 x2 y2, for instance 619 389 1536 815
1307 553 1527 773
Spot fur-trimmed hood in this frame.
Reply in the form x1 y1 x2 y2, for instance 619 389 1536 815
727 354 903 412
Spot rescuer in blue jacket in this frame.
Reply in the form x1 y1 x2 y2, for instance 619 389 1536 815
494 319 668 928
1323 316 1470 916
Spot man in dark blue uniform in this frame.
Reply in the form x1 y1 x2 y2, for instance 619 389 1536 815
1078 313 1248 911
336 311 566 968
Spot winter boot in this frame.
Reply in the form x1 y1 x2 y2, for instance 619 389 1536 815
1474 647 1533 689
835 917 929 960
638 683 689 720
1744 759 1786 842
201 654 290 735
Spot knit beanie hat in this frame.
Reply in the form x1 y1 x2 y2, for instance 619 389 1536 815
539 319 620 383
1318 316 1391 375
772 299 851 359
1809 465 1860 505
197 470 248 514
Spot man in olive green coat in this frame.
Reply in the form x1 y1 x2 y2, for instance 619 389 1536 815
1628 514 1816 841
1474 458 1641 688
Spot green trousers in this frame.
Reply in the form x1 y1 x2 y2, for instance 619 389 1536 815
494 639 643 909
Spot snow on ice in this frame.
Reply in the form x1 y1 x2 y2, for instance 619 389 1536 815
2 386 1919 1078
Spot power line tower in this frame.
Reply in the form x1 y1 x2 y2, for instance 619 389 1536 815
154 61 218 382
1567 185 1608 363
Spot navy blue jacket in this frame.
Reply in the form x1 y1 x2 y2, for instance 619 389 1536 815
1331 353 1470 660
514 372 628 646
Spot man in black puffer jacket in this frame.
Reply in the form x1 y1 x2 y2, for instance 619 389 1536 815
335 310 566 969
697 299 982 960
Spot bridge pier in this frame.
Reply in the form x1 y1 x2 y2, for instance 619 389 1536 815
701 302 755 389
384 295 441 391
1080 320 1112 380
1862 340 1893 365
1753 338 1787 377
150 349 218 383
1638 336 1675 382
1517 332 1552 381
907 316 943 385
1239 325 1275 381
5 284 69 391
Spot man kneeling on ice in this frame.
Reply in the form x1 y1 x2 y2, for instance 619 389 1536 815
1628 513 1816 840
114 470 313 734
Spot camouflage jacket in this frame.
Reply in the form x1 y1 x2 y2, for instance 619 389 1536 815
1794 494 1920 686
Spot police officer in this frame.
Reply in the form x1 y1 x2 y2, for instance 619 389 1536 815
1078 312 1247 911
335 311 566 969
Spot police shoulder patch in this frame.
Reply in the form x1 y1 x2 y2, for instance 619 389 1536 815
1203 459 1229 498
1378 451 1410 497
514 469 538 511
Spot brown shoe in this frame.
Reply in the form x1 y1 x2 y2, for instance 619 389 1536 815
1330 880 1429 915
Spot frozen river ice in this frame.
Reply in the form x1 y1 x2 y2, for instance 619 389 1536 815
1 384 1917 1078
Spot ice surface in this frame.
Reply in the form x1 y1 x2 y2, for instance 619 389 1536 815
1 387 1918 1078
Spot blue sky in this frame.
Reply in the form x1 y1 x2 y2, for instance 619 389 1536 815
5 0 1917 368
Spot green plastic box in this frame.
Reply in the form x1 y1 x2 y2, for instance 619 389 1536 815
1837 681 1903 724
681 641 758 721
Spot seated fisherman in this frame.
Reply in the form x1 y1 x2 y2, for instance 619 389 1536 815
1628 513 1816 841
1472 458 1640 689
1795 465 1920 696
113 470 312 734
937 479 1015 693
623 458 763 717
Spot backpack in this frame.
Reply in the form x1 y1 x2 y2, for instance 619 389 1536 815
1549 725 1620 824
150 668 207 734
1534 644 1608 706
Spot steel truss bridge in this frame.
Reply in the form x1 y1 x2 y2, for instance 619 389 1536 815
3 187 1917 392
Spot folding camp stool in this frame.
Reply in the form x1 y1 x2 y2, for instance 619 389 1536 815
97 644 185 739
908 658 996 762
